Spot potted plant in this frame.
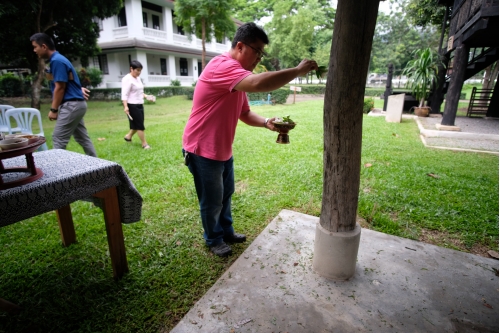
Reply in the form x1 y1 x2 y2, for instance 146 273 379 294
402 47 440 117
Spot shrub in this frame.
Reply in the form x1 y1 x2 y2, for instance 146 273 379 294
86 68 103 88
77 68 103 88
87 87 194 100
0 73 23 97
363 97 374 113
247 88 290 104
170 79 181 87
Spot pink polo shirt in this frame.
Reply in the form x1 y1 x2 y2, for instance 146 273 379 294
182 53 252 161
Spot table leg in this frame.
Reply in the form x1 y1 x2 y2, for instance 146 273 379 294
0 298 21 315
93 186 129 279
56 205 76 247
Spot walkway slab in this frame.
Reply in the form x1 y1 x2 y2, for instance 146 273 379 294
171 210 499 333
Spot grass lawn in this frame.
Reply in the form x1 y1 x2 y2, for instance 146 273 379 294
0 96 498 332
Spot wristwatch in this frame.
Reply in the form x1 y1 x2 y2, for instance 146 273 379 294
50 108 58 113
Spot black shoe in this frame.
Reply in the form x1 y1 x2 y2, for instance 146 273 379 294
223 233 246 243
210 242 232 257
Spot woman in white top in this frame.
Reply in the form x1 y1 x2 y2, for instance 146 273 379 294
121 60 152 149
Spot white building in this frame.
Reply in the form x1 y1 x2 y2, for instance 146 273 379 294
78 0 235 88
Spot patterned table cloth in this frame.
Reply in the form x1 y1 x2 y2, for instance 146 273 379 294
0 149 142 227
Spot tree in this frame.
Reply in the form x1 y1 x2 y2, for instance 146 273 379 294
174 0 236 71
0 0 122 109
265 0 327 69
405 0 446 27
370 10 440 76
232 0 335 72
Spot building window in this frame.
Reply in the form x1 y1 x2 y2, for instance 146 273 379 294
160 58 167 75
216 33 225 44
180 58 188 76
143 12 148 27
93 55 109 74
152 15 160 30
198 61 202 76
172 10 184 35
118 7 127 27
93 17 103 31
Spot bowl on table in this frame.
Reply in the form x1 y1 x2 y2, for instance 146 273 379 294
15 134 39 144
0 138 29 151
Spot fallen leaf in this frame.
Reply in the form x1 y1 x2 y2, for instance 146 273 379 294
483 303 493 309
280 270 287 274
427 173 439 178
234 318 253 328
176 241 182 246
364 163 372 168
392 133 400 138
97 137 106 141
293 262 298 266
487 250 499 259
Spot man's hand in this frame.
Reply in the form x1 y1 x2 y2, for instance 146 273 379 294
48 111 58 121
81 87 90 100
296 59 319 77
265 117 279 132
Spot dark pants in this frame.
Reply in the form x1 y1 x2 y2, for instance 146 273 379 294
185 151 235 246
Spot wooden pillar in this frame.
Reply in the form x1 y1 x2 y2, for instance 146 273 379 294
383 63 394 111
442 44 469 126
321 0 379 232
430 53 450 114
486 76 498 118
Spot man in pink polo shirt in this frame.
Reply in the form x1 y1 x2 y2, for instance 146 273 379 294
183 22 318 257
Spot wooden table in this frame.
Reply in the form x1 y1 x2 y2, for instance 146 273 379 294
0 149 143 279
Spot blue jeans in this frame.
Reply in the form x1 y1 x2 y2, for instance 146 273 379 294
184 150 235 246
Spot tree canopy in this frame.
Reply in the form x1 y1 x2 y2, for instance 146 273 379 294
0 0 122 73
174 0 237 69
0 0 122 108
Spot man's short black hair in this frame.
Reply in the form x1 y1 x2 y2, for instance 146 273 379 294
130 60 143 69
29 33 56 50
231 22 269 48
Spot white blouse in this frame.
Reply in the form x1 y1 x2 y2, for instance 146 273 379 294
121 73 144 104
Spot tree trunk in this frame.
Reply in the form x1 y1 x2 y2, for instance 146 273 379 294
442 43 468 126
31 58 46 110
201 18 206 70
320 0 380 232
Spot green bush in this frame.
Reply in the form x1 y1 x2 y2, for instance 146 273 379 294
247 88 290 104
0 73 23 97
170 79 181 87
87 86 194 100
77 68 103 88
363 97 374 113
285 84 326 94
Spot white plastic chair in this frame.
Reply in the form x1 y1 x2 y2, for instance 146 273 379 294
0 105 14 133
5 108 48 151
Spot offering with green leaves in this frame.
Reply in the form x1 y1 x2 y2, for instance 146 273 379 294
272 115 296 144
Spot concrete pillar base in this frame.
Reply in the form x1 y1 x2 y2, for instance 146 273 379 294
435 124 461 131
313 222 361 281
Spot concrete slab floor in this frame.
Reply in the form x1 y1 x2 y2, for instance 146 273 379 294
171 210 499 333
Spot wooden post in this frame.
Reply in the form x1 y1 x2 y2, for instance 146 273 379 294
442 44 469 126
321 0 379 232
